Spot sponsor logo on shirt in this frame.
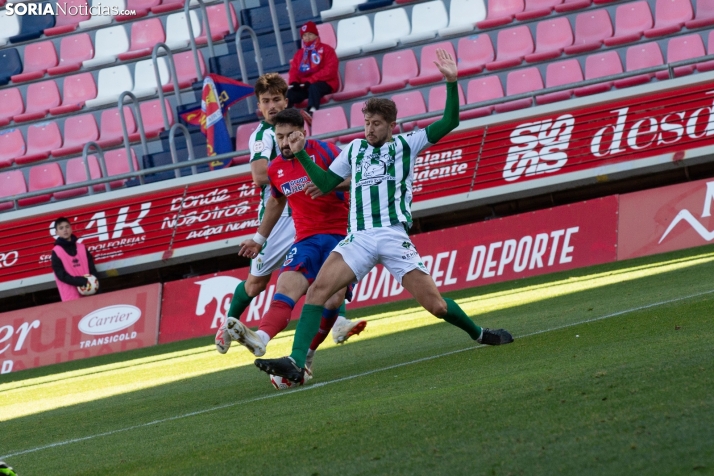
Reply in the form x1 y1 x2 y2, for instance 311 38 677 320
280 176 309 196
356 152 396 187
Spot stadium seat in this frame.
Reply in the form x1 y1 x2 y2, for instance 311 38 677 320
234 121 259 164
457 35 495 76
645 0 693 37
165 10 201 49
565 9 613 54
696 31 714 71
83 26 130 68
11 41 58 83
14 80 61 123
151 0 186 14
48 33 95 75
0 129 26 168
127 0 162 14
8 2 55 43
85 65 134 108
79 0 126 27
0 170 27 210
339 102 368 143
574 50 622 96
402 1 449 44
321 0 367 20
416 83 466 128
335 16 373 57
0 49 23 86
118 18 166 60
536 58 583 104
439 0 486 36
615 42 665 88
391 91 426 132
171 50 207 89
52 114 100 157
363 8 410 52
55 155 104 199
24 163 64 205
604 2 652 46
686 0 714 27
477 0 523 28
195 4 238 43
665 34 704 76
500 67 541 112
526 17 573 63
555 0 590 12
104 148 140 188
410 42 457 86
16 121 62 165
49 72 98 115
0 11 21 46
371 49 418 93
486 25 534 70
138 99 174 139
517 0 563 20
45 0 91 35
0 89 24 127
132 58 170 98
357 0 393 11
333 57 381 100
463 76 501 118
99 106 137 147
316 23 337 49
311 107 349 142
116 0 151 20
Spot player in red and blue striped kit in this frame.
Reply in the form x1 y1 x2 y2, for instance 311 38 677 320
234 108 365 380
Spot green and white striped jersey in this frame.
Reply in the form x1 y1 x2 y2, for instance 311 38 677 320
248 121 290 219
330 129 431 232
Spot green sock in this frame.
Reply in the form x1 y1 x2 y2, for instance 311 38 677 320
338 301 346 316
227 281 253 318
442 298 482 340
290 304 324 368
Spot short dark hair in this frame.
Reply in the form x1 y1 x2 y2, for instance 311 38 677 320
54 217 70 228
254 72 288 100
274 108 305 129
362 98 398 124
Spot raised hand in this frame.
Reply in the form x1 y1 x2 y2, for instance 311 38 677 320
288 130 306 154
304 182 324 199
433 48 458 83
238 239 262 258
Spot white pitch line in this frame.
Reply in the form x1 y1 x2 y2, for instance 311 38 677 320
2 287 713 460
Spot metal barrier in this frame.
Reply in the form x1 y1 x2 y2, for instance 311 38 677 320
284 0 299 45
117 91 148 185
81 142 111 195
234 25 264 113
222 0 236 35
267 0 287 65
168 123 198 177
152 43 183 131
186 0 216 71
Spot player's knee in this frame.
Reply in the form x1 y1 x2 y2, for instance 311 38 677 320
245 279 268 297
427 298 448 317
305 282 330 306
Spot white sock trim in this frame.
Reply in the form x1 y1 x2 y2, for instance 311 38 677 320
256 330 271 346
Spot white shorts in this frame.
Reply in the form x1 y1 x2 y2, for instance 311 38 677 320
332 224 428 285
250 215 295 277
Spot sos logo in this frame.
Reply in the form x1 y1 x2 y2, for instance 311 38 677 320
0 251 19 268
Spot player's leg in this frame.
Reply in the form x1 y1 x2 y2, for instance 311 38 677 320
215 273 272 354
305 287 350 373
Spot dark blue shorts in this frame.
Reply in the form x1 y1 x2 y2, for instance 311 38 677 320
281 233 353 300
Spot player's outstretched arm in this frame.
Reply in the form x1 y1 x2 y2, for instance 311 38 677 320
238 195 286 258
289 131 343 194
425 48 460 145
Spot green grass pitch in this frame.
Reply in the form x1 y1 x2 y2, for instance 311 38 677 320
2 245 714 475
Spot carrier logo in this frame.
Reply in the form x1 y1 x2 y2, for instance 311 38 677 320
503 114 574 182
0 251 19 268
659 181 714 243
280 176 309 196
78 305 142 335
195 276 241 328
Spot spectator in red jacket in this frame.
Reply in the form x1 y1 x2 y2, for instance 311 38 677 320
287 21 339 115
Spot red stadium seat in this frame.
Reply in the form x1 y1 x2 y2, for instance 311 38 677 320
645 0 693 37
410 42 457 86
391 91 427 132
55 155 105 199
536 58 583 104
152 0 184 13
615 42 664 88
464 76 501 119
45 0 90 35
457 35 495 76
196 4 238 43
118 18 166 61
0 88 24 127
127 0 162 14
14 80 61 123
697 31 714 71
234 121 260 164
416 84 466 128
526 17 573 63
333 57 381 101
666 34 704 76
371 50 418 94
11 41 58 83
477 0 524 28
167 50 207 91
499 67 541 113
574 50 622 96
136 99 174 140
316 23 337 49
52 114 100 157
311 107 349 142
604 1 653 46
99 107 137 147
104 148 140 188
17 121 63 165
565 9 613 54
486 25 534 71
686 0 714 27
50 73 97 115
23 163 64 206
516 0 563 20
48 33 94 76
339 102 367 143
0 170 27 211
555 0 591 12
0 129 26 168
